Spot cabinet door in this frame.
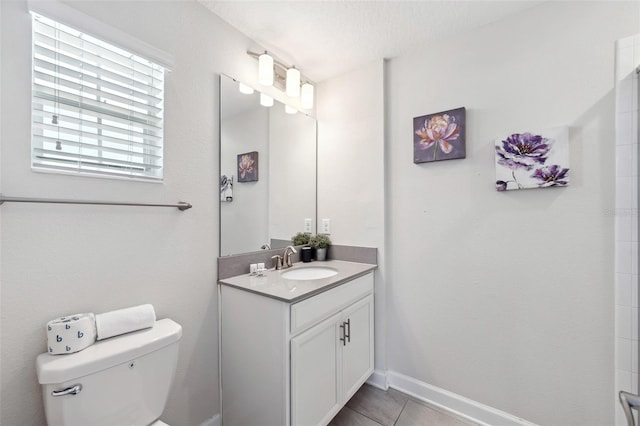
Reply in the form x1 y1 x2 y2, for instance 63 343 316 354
291 312 342 426
341 295 374 402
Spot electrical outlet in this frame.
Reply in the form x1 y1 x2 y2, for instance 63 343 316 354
304 218 312 233
322 218 331 234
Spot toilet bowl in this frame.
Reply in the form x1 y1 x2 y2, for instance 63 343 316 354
36 318 182 426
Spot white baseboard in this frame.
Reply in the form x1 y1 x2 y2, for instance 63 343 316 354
199 413 221 426
366 369 389 390
385 371 538 426
208 373 535 426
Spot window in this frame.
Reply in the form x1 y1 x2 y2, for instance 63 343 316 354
31 13 166 181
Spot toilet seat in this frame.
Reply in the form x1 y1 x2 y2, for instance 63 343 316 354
151 420 169 426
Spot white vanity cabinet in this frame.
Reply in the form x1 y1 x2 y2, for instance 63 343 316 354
291 294 373 426
220 270 374 426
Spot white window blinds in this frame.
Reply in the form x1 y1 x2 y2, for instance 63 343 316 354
31 13 166 181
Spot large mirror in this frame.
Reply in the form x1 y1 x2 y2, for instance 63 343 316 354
220 74 317 256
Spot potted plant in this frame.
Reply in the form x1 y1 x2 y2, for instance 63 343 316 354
291 232 311 246
309 234 331 261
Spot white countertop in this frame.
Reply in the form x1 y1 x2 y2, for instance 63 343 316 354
218 259 376 303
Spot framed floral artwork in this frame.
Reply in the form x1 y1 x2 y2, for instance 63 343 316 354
495 126 569 191
237 151 258 182
413 107 466 163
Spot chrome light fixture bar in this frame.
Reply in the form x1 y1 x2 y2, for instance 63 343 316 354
247 50 314 110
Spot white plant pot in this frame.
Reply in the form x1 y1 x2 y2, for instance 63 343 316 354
315 247 327 261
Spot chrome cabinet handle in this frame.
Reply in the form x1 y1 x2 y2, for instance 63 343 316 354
339 319 351 346
51 384 82 397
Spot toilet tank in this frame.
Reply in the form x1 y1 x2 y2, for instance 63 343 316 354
36 318 182 426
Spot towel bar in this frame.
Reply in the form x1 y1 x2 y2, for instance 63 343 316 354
0 195 192 211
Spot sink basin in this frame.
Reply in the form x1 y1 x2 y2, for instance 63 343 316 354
281 267 338 281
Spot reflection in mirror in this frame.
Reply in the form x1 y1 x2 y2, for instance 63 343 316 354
220 75 317 256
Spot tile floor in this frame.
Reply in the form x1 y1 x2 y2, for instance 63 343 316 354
329 384 480 426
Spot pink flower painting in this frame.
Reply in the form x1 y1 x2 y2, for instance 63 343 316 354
237 151 259 182
414 107 466 163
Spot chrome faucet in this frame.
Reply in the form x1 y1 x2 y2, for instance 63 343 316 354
282 246 298 268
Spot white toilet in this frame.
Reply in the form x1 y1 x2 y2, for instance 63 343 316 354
36 318 182 426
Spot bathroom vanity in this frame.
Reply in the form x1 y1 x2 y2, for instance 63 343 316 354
219 260 375 426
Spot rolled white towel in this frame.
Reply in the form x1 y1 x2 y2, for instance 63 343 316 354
95 304 156 340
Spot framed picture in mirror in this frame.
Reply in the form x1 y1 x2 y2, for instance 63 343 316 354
237 151 259 182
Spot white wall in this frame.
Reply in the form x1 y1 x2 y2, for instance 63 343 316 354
0 1 262 424
317 60 387 371
385 2 639 425
221 107 269 256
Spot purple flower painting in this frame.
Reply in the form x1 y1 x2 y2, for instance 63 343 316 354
237 151 258 182
495 126 569 191
414 107 466 163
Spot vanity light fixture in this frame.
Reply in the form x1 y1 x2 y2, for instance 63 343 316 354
286 67 301 97
260 93 274 107
285 104 297 114
258 52 274 86
300 83 314 110
248 50 314 110
238 82 254 95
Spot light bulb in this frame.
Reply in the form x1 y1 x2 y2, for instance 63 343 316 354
286 67 301 97
258 53 274 87
300 83 314 109
260 93 274 107
285 104 297 114
238 82 254 95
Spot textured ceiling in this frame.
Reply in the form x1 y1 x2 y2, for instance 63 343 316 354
200 0 544 83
